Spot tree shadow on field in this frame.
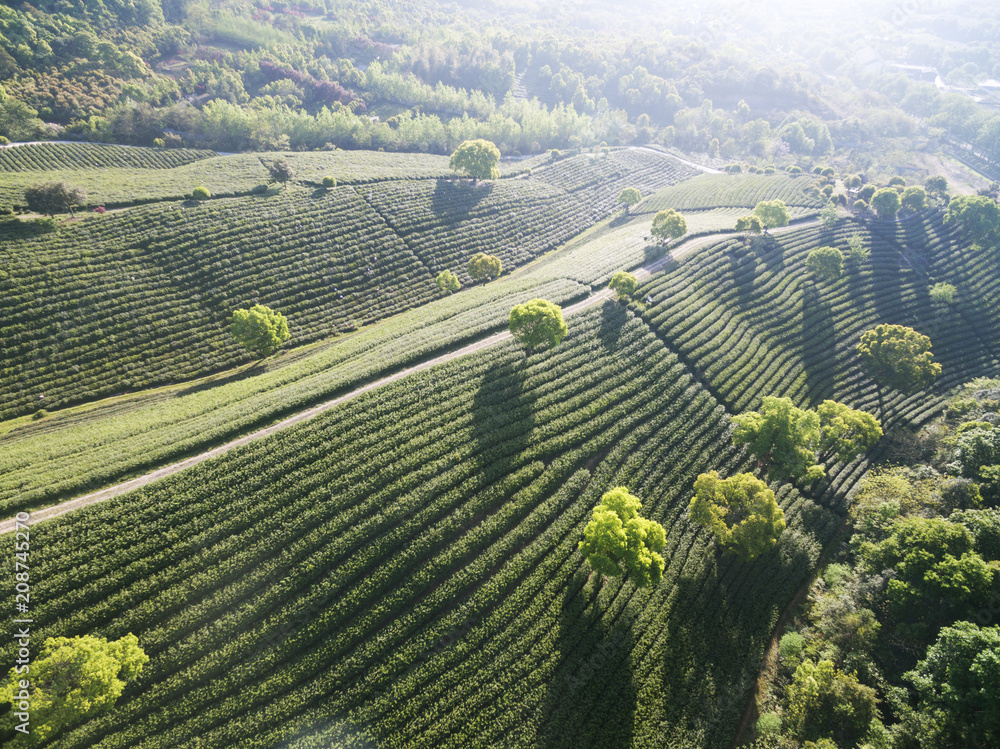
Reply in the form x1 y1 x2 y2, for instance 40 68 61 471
801 282 837 405
470 358 536 476
728 246 759 313
599 299 629 353
431 178 493 216
753 233 785 274
867 229 906 323
535 568 637 749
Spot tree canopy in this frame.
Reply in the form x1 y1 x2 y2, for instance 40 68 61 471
815 400 883 464
785 659 880 748
805 246 843 282
449 138 500 181
578 487 666 587
24 181 86 218
617 187 641 214
944 194 1000 244
508 298 568 353
901 185 927 212
650 208 687 243
753 199 790 231
689 471 786 561
608 270 638 301
230 303 291 359
871 187 902 219
436 269 460 293
468 252 502 284
735 214 764 240
265 158 295 188
856 324 941 394
0 634 147 744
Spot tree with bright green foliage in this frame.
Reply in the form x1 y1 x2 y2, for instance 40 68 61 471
436 269 460 293
24 181 86 218
689 471 786 561
578 487 666 587
321 176 337 188
608 270 638 301
805 246 843 282
753 199 790 232
898 621 1000 749
902 185 927 212
0 634 147 745
449 138 500 181
784 659 880 748
230 303 290 359
733 397 881 482
924 175 948 198
650 208 687 243
846 231 869 262
944 193 1000 244
191 185 210 200
856 324 941 395
617 187 641 214
929 282 956 304
468 252 502 284
871 187 902 219
819 201 839 229
508 298 567 354
735 214 764 241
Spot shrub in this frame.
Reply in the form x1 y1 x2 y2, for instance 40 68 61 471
192 186 211 200
32 408 48 420
322 176 337 188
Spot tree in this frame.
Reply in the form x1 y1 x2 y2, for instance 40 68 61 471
925 175 948 198
650 208 687 243
617 187 641 215
871 187 901 219
230 303 291 359
856 324 941 395
0 634 147 745
735 214 764 242
449 138 500 181
508 298 567 354
944 194 1000 244
819 201 839 229
732 396 823 483
929 282 956 304
901 622 1000 749
902 185 927 212
785 659 880 748
608 270 638 301
265 158 295 189
805 246 844 282
436 269 460 293
321 176 337 188
815 400 882 463
753 199 790 232
24 182 86 218
191 186 211 200
846 232 869 262
578 487 666 587
468 252 502 284
689 471 786 561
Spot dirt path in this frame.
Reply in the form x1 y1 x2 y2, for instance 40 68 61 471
1 219 819 534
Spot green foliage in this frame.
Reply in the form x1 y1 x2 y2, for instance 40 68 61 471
779 631 807 667
689 471 786 561
846 231 869 262
925 175 948 195
608 270 638 301
732 396 824 483
468 252 503 284
953 421 1000 478
805 246 844 282
321 176 337 188
191 185 210 200
230 304 291 359
508 298 567 353
819 201 839 229
753 199 790 230
951 508 1000 559
650 208 687 242
929 282 956 304
755 712 782 738
735 214 764 238
856 324 942 394
901 622 1000 749
816 400 882 464
617 186 640 213
449 138 501 180
24 181 86 217
944 194 1000 244
888 176 906 187
785 659 879 748
436 269 461 294
902 185 927 212
265 158 295 189
0 634 147 744
871 187 902 219
578 486 666 587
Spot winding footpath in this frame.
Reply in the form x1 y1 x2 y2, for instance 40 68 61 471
1 218 819 534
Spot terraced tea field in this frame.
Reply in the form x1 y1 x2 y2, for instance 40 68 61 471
635 172 824 214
